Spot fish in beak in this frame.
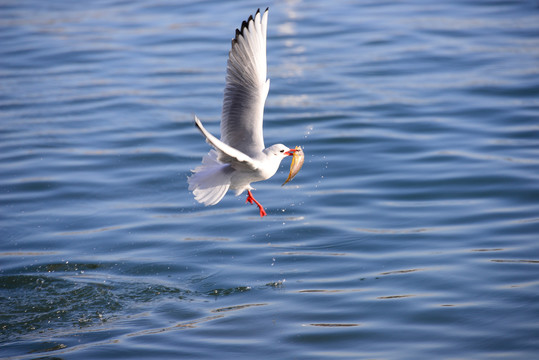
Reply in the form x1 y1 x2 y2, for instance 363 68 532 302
282 146 304 186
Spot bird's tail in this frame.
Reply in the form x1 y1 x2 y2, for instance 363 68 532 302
188 150 232 206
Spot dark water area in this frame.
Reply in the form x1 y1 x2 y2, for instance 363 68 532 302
1 1 538 359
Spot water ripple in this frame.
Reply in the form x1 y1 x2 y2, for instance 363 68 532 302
1 1 539 359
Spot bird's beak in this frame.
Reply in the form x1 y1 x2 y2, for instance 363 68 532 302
284 149 297 156
282 146 304 186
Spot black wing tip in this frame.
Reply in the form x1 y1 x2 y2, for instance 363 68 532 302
232 8 268 43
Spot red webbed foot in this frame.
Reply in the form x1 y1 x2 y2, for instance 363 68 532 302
246 190 267 217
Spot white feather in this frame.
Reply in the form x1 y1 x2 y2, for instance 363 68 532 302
221 9 269 157
187 150 231 206
194 115 259 171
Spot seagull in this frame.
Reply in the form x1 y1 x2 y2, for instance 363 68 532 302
188 8 302 217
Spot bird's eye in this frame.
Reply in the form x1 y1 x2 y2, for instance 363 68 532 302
280 150 284 153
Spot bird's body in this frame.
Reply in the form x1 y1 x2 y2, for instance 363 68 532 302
188 8 302 217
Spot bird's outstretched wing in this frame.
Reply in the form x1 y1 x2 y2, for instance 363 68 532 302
195 116 259 170
220 8 270 157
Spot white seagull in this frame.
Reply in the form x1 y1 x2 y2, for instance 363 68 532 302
188 8 303 217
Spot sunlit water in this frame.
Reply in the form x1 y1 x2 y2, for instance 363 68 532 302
1 1 539 359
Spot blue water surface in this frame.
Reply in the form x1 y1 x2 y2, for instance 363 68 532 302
1 1 539 359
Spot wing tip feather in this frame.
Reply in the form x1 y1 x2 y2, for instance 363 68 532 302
232 8 269 43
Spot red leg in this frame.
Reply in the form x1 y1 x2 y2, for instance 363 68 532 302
246 190 267 217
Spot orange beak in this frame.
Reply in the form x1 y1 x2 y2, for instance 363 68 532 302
284 149 297 156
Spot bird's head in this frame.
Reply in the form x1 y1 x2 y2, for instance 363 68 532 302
265 144 297 159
